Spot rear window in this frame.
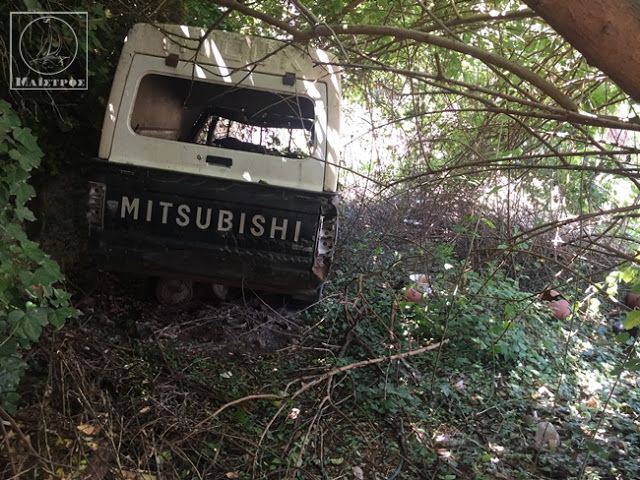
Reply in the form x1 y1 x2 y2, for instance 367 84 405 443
130 74 316 159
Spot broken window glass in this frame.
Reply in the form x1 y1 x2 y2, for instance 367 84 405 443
130 73 316 159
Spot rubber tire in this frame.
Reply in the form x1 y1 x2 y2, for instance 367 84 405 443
155 278 194 305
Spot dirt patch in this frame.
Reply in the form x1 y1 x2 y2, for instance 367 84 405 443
76 272 307 353
143 301 303 352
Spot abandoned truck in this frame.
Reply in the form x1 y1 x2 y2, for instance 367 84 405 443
87 24 341 304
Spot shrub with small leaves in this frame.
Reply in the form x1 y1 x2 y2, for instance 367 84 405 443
0 99 78 413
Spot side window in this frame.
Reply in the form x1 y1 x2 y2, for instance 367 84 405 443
130 74 316 159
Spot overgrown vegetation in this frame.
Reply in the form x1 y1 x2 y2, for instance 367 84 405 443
0 100 78 414
3 225 640 479
2 0 640 479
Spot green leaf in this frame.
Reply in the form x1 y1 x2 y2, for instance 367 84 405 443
16 136 43 160
235 407 248 425
7 167 31 189
18 318 42 343
15 206 36 222
14 183 36 207
8 145 40 171
623 311 640 330
622 268 635 283
32 264 63 287
624 358 640 372
440 383 452 397
48 306 76 328
53 288 73 303
18 240 46 263
0 335 19 357
0 278 17 306
17 270 35 289
2 223 28 243
22 0 43 10
584 439 602 454
25 307 48 327
615 332 631 343
0 99 75 414
7 310 24 326
482 217 495 229
612 360 634 375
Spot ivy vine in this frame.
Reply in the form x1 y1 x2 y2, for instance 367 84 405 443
0 99 78 413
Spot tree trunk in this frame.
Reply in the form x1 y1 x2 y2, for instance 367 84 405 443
522 0 640 104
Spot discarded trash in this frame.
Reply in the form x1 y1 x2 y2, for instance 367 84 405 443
535 421 560 448
409 273 432 294
533 411 560 449
403 288 423 302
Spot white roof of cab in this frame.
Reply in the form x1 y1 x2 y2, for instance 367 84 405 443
118 23 341 90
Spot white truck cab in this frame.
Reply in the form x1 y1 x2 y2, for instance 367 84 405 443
88 24 341 303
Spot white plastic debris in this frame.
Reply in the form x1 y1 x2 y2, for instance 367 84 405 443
453 379 466 393
535 421 560 448
536 386 554 398
288 408 300 420
352 466 364 480
409 273 432 294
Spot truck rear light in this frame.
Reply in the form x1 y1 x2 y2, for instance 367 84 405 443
87 181 106 226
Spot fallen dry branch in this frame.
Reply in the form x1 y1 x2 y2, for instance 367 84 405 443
186 394 284 440
287 339 449 399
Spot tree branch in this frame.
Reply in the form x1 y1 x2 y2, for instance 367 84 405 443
313 24 578 110
213 0 301 36
522 0 640 104
208 0 579 111
287 340 449 398
419 9 537 34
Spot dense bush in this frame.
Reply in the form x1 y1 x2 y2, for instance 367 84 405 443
0 100 78 413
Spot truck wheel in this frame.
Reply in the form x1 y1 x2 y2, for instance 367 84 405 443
156 278 194 305
292 284 324 307
211 283 229 300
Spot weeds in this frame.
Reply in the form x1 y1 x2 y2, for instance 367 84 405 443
3 202 640 479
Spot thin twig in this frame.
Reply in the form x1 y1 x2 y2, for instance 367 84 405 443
0 407 59 478
0 417 17 477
